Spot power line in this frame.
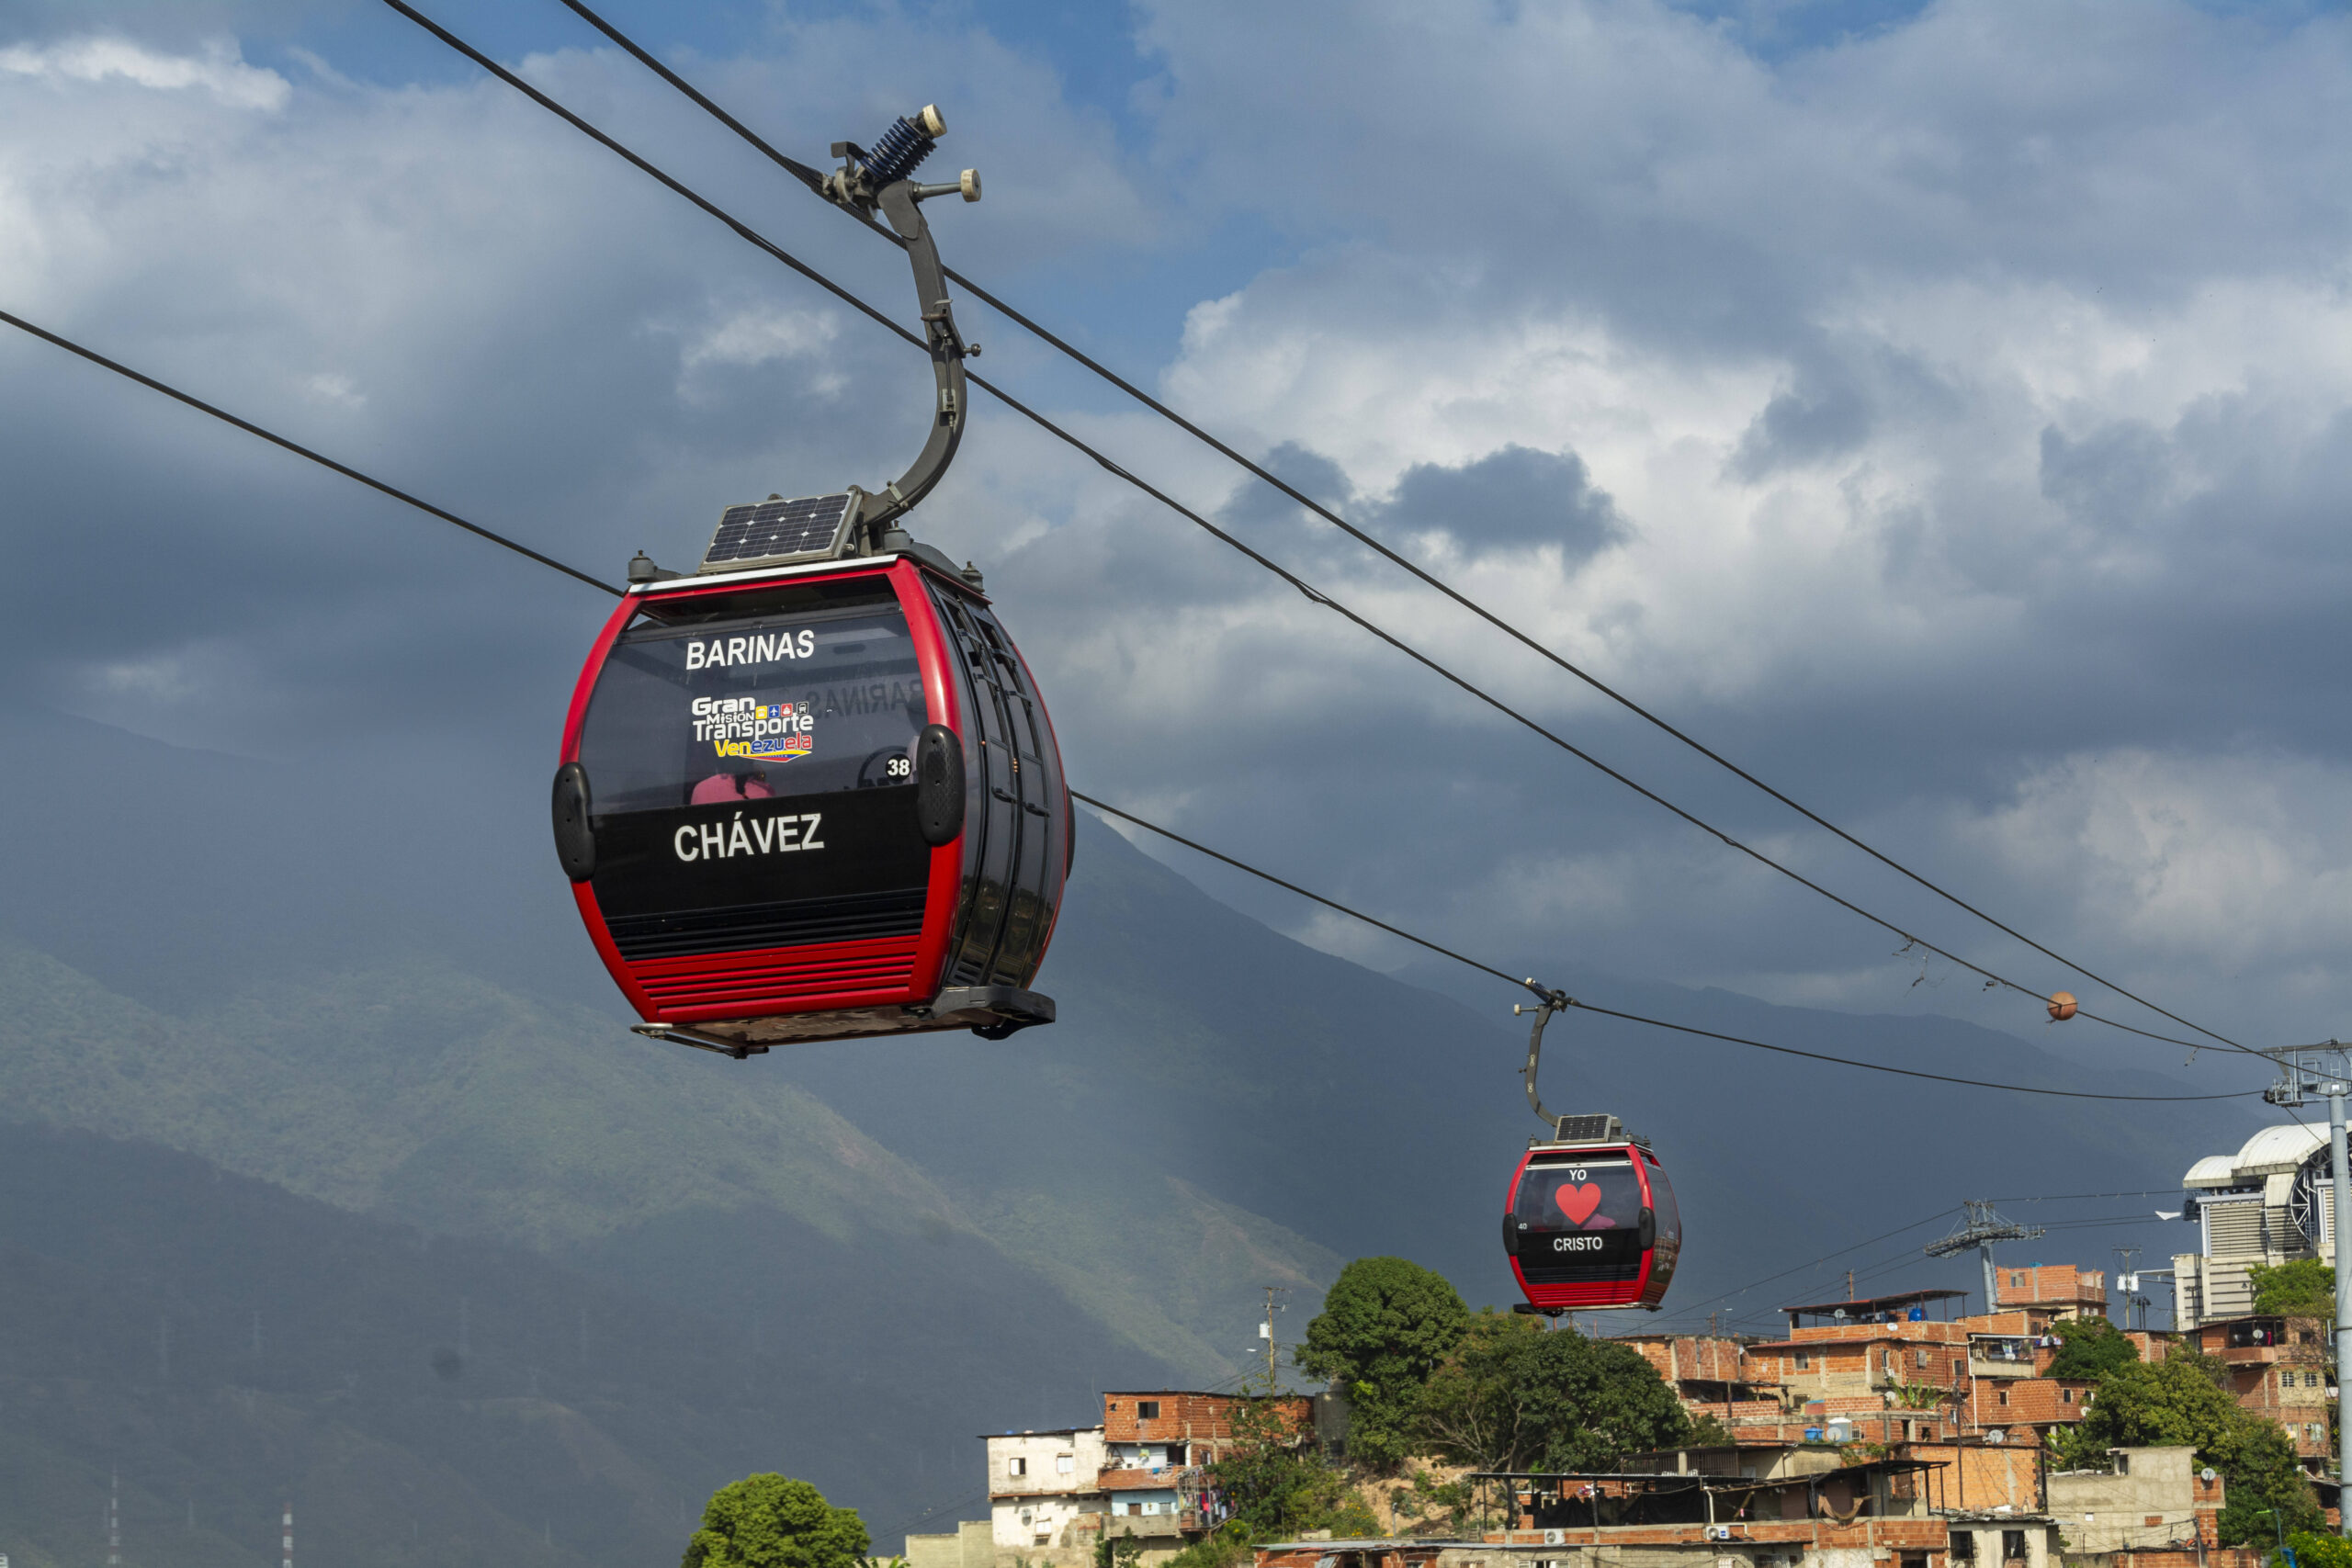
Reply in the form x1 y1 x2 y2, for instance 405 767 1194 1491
371 0 2245 1061
0 303 2265 1109
543 0 2247 1058
0 309 621 597
1078 796 2258 1101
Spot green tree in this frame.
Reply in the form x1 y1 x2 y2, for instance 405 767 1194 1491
682 1474 872 1568
2051 1353 2321 1545
1414 1311 1691 1472
1204 1395 1378 1540
1296 1258 1470 1469
2045 1315 2141 1381
2249 1260 2335 1318
2287 1533 2352 1568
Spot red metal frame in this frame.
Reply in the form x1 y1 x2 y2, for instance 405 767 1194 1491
1504 1143 1670 1311
560 558 989 1026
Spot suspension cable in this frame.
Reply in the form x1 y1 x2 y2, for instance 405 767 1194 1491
0 309 620 596
539 0 2246 1056
0 304 2266 1101
369 1 2252 1062
1076 795 2258 1101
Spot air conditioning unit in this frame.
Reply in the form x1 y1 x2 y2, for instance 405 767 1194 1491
1705 1526 1734 1541
1544 1530 1566 1545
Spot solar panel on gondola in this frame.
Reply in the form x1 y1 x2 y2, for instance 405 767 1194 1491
551 107 1072 1056
703 493 856 567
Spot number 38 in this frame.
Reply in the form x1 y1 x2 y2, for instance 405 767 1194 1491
888 755 913 779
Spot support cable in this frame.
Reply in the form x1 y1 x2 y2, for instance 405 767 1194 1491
1075 795 2256 1102
542 0 2246 1057
372 0 2245 1061
0 309 621 597
0 305 2266 1103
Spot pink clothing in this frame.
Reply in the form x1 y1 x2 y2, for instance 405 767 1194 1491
692 773 774 805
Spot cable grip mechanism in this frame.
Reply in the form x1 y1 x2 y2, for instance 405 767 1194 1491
820 105 983 550
1514 983 1620 1143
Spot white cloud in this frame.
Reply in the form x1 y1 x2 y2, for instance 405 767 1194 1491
4 0 2351 1047
0 36 288 111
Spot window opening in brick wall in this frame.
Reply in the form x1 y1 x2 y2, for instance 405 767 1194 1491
1138 1401 1160 1420
1009 1457 1027 1476
2002 1529 2027 1562
1057 1454 1074 1473
1917 1349 1931 1367
1951 1532 1976 1560
1795 1352 1810 1369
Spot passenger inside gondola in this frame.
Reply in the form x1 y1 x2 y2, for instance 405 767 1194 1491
691 770 774 804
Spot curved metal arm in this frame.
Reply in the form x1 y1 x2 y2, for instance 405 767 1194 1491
857 179 967 535
1515 988 1573 1136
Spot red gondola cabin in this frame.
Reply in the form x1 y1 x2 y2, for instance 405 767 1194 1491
554 520 1069 1055
1502 1127 1679 1311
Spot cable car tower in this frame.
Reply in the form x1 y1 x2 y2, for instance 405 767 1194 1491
1924 1200 2046 1314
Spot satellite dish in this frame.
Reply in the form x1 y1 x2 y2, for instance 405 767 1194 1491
1986 1429 2007 1444
2201 1468 2218 1484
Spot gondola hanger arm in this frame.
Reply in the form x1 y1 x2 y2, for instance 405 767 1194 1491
1512 981 1576 1139
820 106 980 547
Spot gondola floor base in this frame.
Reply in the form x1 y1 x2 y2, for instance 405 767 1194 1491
629 986 1055 1055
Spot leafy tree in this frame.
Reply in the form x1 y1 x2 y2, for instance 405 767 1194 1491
682 1474 871 1568
1094 1538 1145 1568
1296 1258 1470 1469
2288 1533 2352 1568
2050 1352 2321 1545
1414 1311 1691 1472
2045 1315 2141 1381
1690 1413 1736 1446
1204 1395 1378 1540
2249 1260 2335 1319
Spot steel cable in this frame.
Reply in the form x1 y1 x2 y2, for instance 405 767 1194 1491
540 0 2247 1056
372 0 2250 1062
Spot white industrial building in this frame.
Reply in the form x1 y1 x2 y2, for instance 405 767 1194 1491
2174 1123 2335 1328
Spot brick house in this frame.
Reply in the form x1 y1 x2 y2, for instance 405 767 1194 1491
2182 1314 2335 1464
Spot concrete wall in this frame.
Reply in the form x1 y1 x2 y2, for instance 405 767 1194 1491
908 1520 997 1568
2046 1448 2223 1556
987 1429 1110 1549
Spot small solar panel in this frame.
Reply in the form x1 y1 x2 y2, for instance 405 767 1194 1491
700 492 854 570
1551 1113 1623 1143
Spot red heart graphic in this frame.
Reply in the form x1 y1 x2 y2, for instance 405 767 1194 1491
1555 1183 1603 1226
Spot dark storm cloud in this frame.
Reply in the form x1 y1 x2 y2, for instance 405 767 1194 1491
1380 445 1625 556
6 0 2352 1057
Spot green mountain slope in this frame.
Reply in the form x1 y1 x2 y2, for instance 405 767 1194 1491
0 1120 973 1567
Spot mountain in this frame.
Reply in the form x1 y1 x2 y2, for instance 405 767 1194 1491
0 701 2266 1559
0 1119 1005 1568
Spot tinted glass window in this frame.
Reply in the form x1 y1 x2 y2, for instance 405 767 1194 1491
1513 1154 1643 1234
579 580 925 814
1511 1151 1647 1284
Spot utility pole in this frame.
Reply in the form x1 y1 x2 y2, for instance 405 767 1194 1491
2265 1043 2352 1531
1925 1201 2047 1312
1259 1286 1290 1394
2113 1247 2142 1329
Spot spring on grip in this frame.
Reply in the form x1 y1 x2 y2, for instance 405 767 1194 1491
862 117 936 188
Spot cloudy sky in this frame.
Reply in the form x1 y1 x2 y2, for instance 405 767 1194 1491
3 0 2347 1090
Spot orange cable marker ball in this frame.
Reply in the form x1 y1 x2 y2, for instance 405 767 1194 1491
2047 992 2078 1021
